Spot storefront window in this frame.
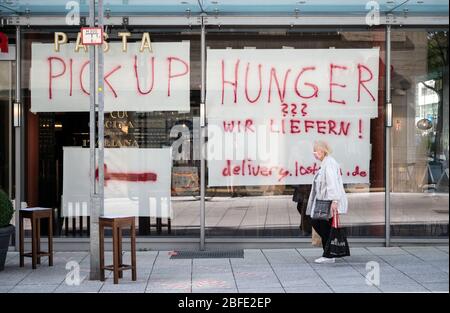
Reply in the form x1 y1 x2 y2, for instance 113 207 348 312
14 25 448 242
390 29 449 237
22 28 201 238
0 31 15 198
205 28 386 237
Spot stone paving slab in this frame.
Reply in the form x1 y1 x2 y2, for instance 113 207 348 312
146 288 191 293
435 246 449 253
262 249 308 264
54 280 104 293
285 283 333 293
0 246 448 293
367 247 410 255
377 283 430 293
331 284 382 293
422 282 450 292
0 286 14 293
9 284 60 293
238 287 286 293
192 288 238 293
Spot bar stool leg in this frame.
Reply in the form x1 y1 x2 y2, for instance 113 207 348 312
156 218 162 234
19 211 25 267
131 220 137 281
19 213 24 267
112 224 119 284
31 217 37 269
48 213 53 266
117 227 123 279
72 217 76 236
99 224 105 281
36 218 41 265
79 216 83 236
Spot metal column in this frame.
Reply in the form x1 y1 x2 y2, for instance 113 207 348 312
97 0 105 220
88 0 104 280
13 26 21 251
385 25 392 247
200 16 206 251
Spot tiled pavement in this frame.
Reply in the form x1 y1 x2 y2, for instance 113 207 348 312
0 246 448 293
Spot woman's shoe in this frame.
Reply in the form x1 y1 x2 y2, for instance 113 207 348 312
314 257 335 264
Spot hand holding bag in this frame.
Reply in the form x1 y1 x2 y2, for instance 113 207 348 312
323 211 351 258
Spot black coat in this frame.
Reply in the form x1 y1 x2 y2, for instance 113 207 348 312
292 185 312 203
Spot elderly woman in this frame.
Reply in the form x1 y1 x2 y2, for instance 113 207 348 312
306 140 348 264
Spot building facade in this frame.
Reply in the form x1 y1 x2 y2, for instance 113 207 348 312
0 1 448 250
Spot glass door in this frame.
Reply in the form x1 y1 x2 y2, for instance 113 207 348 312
390 29 449 237
204 27 386 238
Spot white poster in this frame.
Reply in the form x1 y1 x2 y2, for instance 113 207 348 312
62 147 172 218
206 48 380 186
0 44 15 61
31 41 190 112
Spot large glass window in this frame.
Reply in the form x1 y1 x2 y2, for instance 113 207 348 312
15 25 448 242
204 27 386 238
390 29 449 237
21 28 201 238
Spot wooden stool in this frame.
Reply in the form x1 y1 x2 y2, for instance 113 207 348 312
151 217 172 235
99 216 137 284
19 207 53 269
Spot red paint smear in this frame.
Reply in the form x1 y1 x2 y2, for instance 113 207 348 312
328 63 348 105
104 65 122 98
244 62 262 103
357 63 375 102
268 67 291 104
167 56 189 97
69 59 73 97
359 119 363 139
48 56 66 99
95 164 158 187
134 55 155 95
221 59 240 104
294 66 318 99
79 60 90 96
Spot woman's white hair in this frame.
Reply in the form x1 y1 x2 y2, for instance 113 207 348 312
313 140 333 156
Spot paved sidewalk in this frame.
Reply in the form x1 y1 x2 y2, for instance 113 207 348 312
0 246 448 293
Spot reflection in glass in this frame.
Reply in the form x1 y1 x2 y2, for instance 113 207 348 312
391 30 448 237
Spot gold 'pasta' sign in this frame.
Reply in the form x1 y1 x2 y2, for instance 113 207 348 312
54 31 152 53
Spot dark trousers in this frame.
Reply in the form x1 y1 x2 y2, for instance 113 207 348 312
311 218 332 251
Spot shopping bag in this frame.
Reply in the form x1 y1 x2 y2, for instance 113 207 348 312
311 228 322 247
323 212 350 258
